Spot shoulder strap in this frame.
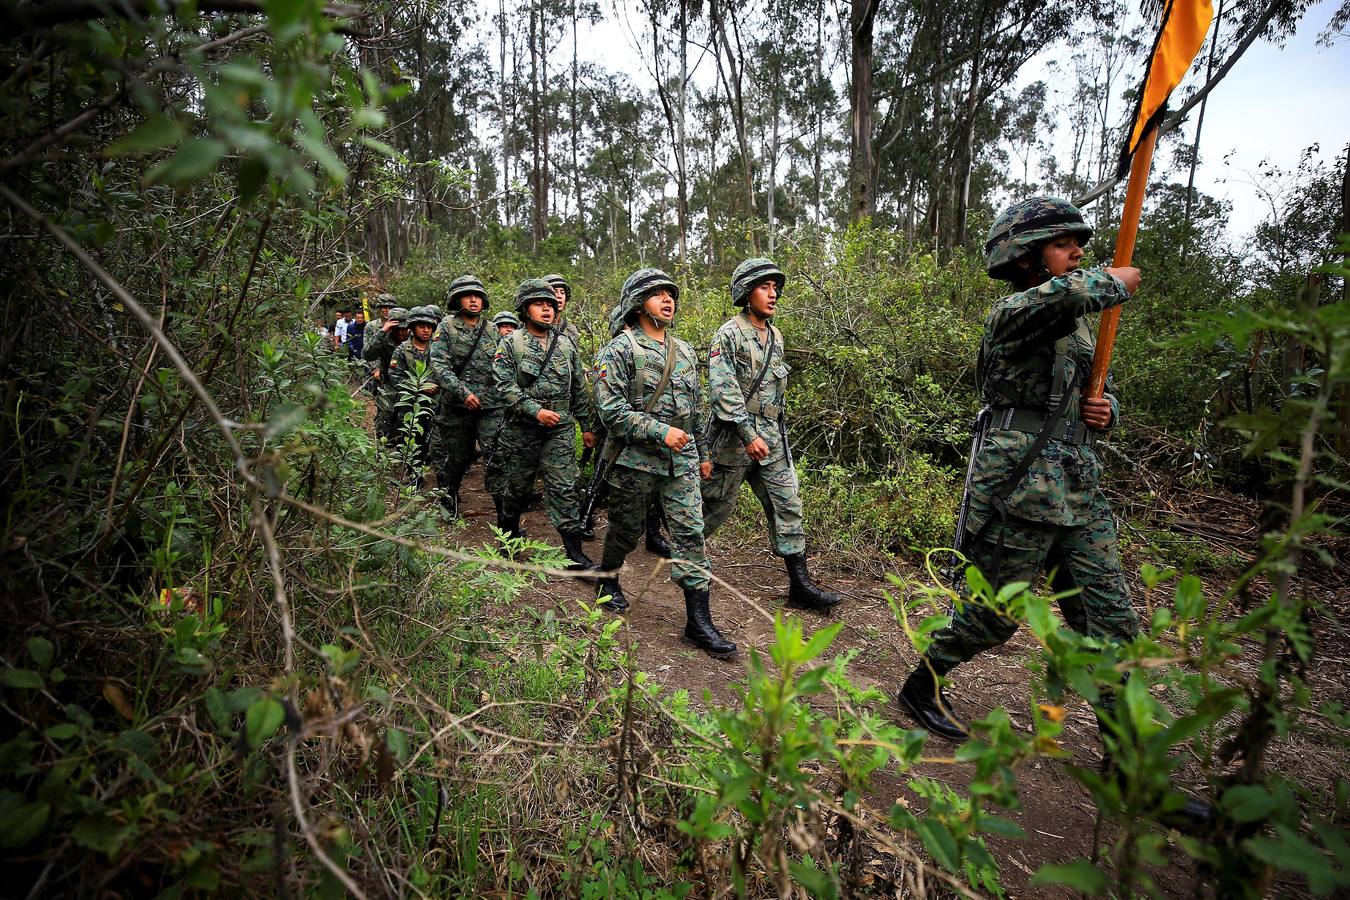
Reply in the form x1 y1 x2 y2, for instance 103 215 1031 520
622 330 676 414
517 330 559 389
743 319 777 401
453 318 487 378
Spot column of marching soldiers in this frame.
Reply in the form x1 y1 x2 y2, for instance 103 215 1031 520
348 196 1215 826
360 261 840 661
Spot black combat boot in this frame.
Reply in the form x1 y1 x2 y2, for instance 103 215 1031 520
440 492 459 520
559 530 596 571
783 553 843 611
682 587 736 658
595 576 628 613
1095 700 1215 836
644 516 672 558
897 660 967 741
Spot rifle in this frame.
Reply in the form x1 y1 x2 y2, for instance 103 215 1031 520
941 406 992 587
579 432 614 527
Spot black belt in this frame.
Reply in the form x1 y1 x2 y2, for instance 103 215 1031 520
992 407 1098 446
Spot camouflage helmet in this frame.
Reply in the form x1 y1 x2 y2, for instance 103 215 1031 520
607 302 629 338
374 292 396 310
616 267 679 326
426 304 444 320
543 273 571 302
492 310 521 329
387 306 410 325
405 305 438 327
515 278 558 317
730 258 785 307
447 275 489 311
983 196 1092 282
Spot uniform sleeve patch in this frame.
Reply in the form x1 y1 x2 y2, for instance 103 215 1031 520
595 363 609 380
709 347 720 358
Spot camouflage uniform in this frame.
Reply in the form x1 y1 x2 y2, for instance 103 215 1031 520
366 307 407 441
386 307 441 468
428 277 495 506
593 324 710 590
490 291 593 533
898 197 1139 745
701 312 804 556
592 268 733 657
926 267 1136 668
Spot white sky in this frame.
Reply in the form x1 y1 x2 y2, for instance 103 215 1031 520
487 0 1348 243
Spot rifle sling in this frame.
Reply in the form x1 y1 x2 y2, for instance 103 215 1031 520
966 361 1078 584
598 330 678 468
452 317 487 379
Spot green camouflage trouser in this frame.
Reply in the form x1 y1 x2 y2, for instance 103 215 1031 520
701 455 806 557
926 498 1138 670
429 405 481 497
489 419 583 533
601 465 710 590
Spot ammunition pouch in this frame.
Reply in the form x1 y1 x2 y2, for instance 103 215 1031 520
744 397 784 420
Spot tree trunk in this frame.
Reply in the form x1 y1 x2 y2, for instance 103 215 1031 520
571 0 584 247
813 0 824 228
849 0 878 222
711 0 756 248
499 0 511 228
954 2 988 249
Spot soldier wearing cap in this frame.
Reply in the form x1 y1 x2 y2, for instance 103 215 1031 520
898 196 1140 741
386 306 441 473
428 276 494 519
701 258 843 614
367 305 408 441
489 279 597 569
591 268 734 659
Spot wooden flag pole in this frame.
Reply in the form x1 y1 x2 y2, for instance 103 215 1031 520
1087 124 1160 399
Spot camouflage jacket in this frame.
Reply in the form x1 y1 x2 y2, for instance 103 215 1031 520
429 313 496 408
492 328 593 429
362 324 396 363
555 319 580 345
707 313 790 467
967 267 1126 532
593 328 706 478
386 340 439 415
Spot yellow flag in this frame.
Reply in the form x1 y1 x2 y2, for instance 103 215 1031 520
1121 0 1213 170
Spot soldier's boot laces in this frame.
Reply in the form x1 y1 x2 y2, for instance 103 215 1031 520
595 575 628 613
783 553 843 611
559 531 596 571
682 588 736 659
644 517 672 558
898 661 967 742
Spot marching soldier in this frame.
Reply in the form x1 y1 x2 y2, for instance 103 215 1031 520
701 258 843 613
386 306 441 474
543 273 580 344
897 197 1139 740
492 309 520 337
591 268 735 659
366 305 408 442
428 276 495 519
489 279 596 569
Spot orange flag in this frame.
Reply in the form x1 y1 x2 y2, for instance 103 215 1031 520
1118 0 1214 175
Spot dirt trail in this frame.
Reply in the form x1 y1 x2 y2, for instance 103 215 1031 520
438 459 1201 897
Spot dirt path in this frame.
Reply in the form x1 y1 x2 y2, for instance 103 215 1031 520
436 459 1207 897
